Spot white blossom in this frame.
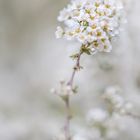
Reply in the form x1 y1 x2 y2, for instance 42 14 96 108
103 86 133 115
87 108 108 126
56 0 125 53
55 26 64 38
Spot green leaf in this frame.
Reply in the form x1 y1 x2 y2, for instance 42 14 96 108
81 46 91 55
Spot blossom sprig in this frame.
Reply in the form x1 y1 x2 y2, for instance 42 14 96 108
54 0 125 140
52 47 84 140
56 0 124 53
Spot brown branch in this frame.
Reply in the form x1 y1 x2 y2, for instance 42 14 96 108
67 51 83 87
64 50 83 140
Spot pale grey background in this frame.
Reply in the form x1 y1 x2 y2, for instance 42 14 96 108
0 0 140 140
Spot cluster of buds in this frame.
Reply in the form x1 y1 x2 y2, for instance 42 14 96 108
51 80 78 101
56 0 125 53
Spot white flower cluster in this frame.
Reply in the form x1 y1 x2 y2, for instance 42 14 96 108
85 86 138 140
87 108 108 126
86 108 119 139
56 0 125 53
103 86 133 115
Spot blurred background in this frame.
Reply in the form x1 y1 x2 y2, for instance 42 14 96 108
0 0 140 140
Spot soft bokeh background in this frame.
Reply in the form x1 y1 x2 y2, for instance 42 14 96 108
0 0 140 139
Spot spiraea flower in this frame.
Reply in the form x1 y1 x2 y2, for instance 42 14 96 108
56 0 125 53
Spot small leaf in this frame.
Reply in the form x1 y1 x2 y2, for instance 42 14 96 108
70 53 79 60
72 86 78 94
81 46 91 55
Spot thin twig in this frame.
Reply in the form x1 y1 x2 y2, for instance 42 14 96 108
127 112 140 120
64 96 71 140
64 50 83 140
67 51 83 87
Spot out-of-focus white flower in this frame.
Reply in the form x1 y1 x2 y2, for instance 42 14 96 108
104 86 124 109
53 133 65 140
105 128 119 139
87 108 108 126
103 86 133 115
124 102 133 111
119 102 133 115
56 0 125 53
55 26 64 38
72 134 87 140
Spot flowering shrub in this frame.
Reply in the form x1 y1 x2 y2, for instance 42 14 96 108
54 0 127 140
